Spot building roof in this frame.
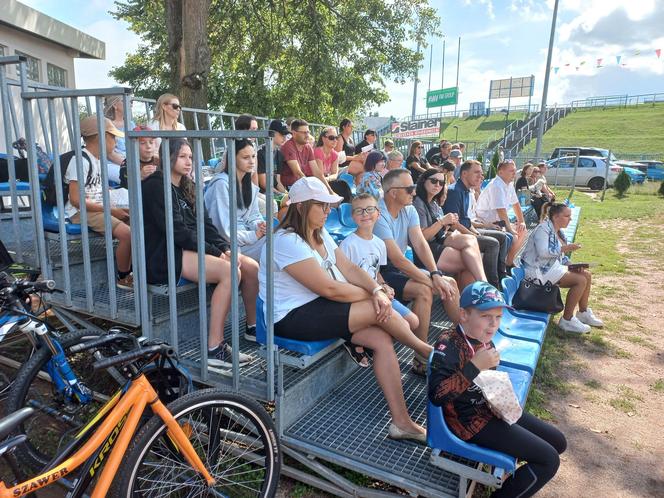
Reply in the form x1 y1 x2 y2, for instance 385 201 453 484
0 0 105 60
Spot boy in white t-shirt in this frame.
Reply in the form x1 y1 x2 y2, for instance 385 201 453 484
340 194 419 332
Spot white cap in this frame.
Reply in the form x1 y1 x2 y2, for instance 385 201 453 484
288 177 343 204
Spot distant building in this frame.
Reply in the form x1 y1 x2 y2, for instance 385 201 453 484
0 0 105 88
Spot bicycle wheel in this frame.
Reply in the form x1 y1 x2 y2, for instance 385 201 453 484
112 388 281 498
5 328 124 472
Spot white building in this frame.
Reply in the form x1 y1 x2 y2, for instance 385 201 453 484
0 0 106 153
0 0 105 88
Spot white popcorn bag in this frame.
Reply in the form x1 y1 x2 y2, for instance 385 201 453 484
474 370 523 425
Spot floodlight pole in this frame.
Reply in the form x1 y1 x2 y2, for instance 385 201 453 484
454 36 461 116
427 43 433 118
534 0 560 160
412 40 421 119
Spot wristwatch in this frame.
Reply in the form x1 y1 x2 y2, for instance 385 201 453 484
430 270 444 278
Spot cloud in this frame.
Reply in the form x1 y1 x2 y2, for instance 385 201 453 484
509 0 551 22
462 0 496 20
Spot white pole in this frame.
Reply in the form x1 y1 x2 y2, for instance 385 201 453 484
535 0 560 160
454 36 461 116
412 41 421 119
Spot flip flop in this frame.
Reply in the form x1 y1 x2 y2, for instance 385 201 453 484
343 341 371 368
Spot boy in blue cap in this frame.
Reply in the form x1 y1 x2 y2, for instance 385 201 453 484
428 282 566 498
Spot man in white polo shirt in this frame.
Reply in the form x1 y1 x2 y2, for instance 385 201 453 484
475 160 527 267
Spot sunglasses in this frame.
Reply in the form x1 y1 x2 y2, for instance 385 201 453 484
325 135 338 140
428 178 446 186
352 206 378 216
390 185 416 194
168 103 182 111
312 201 331 211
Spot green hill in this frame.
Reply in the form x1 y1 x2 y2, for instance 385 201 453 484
520 104 664 157
438 112 526 145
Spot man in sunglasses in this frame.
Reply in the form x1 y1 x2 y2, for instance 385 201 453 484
374 169 460 376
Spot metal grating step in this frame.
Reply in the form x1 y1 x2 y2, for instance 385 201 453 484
284 300 468 497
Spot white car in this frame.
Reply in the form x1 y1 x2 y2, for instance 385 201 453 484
545 156 622 190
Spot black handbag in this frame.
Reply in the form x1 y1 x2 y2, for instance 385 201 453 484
513 278 564 314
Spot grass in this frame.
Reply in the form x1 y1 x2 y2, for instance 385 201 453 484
438 112 526 146
519 103 664 157
527 184 664 417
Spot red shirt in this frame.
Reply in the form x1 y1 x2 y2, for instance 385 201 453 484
281 139 315 187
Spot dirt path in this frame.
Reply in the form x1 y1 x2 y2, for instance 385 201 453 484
538 214 664 497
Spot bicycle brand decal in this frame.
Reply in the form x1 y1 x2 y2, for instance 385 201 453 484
88 412 129 477
11 468 69 497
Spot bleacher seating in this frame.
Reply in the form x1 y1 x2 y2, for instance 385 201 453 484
427 205 583 489
255 296 343 368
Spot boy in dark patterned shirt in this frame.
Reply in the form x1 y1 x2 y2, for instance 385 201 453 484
428 282 566 498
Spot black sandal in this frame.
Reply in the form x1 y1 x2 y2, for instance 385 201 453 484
343 341 371 368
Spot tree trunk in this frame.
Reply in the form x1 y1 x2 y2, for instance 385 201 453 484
163 0 211 155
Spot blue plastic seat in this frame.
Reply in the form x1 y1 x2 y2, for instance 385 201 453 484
255 297 338 356
501 276 549 324
338 172 355 190
500 310 546 344
497 364 532 406
0 181 30 192
41 204 83 235
427 352 517 473
405 246 414 262
493 330 541 374
324 207 355 240
480 179 490 190
338 203 357 229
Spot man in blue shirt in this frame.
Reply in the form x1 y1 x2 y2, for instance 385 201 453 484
443 160 507 287
374 169 460 376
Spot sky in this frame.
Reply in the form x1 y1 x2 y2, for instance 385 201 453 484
18 0 664 121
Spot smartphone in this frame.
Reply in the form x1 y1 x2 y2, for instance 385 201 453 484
567 263 590 270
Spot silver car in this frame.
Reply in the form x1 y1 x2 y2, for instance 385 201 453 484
545 155 622 190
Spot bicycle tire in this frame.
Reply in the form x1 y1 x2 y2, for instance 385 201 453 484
5 328 123 472
110 388 281 498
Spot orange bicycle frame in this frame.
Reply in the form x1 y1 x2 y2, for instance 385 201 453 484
0 374 215 498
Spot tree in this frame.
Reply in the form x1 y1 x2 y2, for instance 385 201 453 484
111 0 440 123
658 180 664 197
613 169 631 198
488 150 500 179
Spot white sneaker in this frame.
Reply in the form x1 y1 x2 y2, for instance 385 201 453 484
576 308 604 328
558 316 591 334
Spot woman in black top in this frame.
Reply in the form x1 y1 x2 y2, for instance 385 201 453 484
515 162 533 191
405 140 430 183
412 169 487 290
142 139 252 369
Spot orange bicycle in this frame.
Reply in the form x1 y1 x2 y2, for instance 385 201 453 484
0 343 281 497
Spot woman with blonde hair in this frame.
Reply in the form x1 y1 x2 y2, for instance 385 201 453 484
149 93 186 148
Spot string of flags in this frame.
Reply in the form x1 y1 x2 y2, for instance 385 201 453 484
552 48 662 74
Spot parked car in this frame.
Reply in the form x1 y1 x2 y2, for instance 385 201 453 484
550 147 618 161
615 161 647 184
635 160 664 181
545 155 621 190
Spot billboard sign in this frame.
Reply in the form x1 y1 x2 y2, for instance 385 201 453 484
489 76 534 99
426 87 458 108
391 118 440 138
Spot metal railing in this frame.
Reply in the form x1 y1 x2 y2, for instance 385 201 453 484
568 92 664 111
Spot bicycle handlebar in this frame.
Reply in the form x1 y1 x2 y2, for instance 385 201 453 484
92 344 175 371
69 332 138 354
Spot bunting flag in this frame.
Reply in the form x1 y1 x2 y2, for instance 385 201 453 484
551 48 662 76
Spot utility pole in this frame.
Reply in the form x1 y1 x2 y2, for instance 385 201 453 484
454 36 461 115
426 43 433 117
535 0 560 160
411 40 421 119
441 38 446 90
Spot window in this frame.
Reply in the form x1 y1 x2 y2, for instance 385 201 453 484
15 51 40 82
47 63 67 87
579 158 596 168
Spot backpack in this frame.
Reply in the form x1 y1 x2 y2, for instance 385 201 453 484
43 149 93 207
